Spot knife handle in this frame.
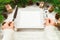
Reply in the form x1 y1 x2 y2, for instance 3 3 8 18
8 22 12 26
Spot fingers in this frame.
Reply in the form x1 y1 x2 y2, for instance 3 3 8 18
44 18 50 26
2 21 14 30
2 26 5 30
3 22 9 26
10 22 14 26
45 18 56 26
49 19 56 26
10 22 14 29
2 22 9 29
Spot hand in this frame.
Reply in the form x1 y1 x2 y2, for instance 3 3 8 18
44 18 56 26
2 21 14 30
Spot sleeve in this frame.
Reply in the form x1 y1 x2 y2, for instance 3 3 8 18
44 25 59 40
2 29 14 40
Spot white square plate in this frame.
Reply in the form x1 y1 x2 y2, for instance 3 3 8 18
14 8 44 28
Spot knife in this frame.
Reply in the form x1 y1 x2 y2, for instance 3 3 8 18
2 5 18 26
9 5 18 26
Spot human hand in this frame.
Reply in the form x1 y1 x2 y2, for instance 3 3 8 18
44 18 56 26
2 22 14 30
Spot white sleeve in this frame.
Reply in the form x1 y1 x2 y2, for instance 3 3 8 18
2 29 14 40
45 25 59 40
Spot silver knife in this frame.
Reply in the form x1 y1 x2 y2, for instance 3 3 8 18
2 5 18 26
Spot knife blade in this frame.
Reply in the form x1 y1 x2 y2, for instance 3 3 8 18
12 5 18 21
